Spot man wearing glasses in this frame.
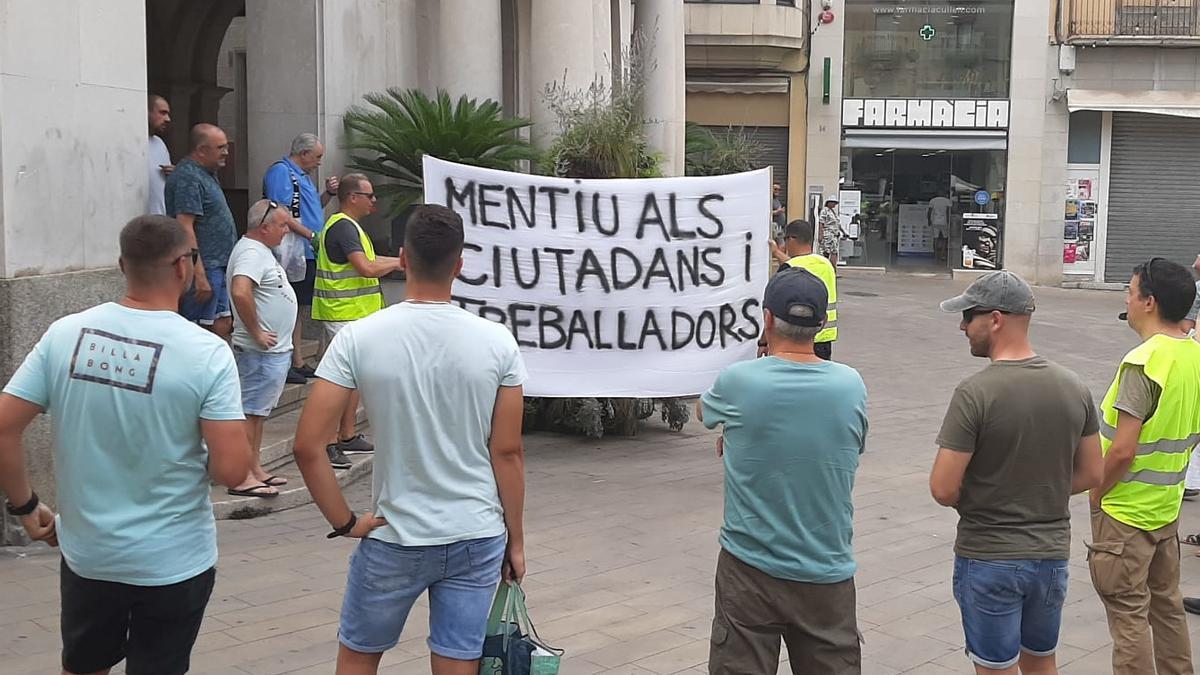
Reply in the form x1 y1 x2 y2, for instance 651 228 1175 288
1090 257 1200 674
225 200 298 498
0 216 250 675
312 174 401 469
930 270 1103 674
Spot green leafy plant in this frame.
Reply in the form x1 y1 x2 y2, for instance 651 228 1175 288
343 89 536 217
685 123 766 177
522 35 689 439
538 35 662 180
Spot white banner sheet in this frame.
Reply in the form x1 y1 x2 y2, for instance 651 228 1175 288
423 156 771 397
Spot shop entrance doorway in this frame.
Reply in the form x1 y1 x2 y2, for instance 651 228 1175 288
841 148 1006 271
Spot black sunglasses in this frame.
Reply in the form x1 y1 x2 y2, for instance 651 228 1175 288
257 201 279 229
352 191 377 201
961 308 1011 323
171 249 199 266
1140 256 1167 298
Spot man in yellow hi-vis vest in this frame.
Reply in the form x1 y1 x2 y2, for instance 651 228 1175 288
1090 257 1200 675
313 173 400 469
768 219 837 360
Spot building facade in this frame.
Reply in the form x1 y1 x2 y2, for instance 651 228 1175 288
0 0 689 544
805 0 1200 285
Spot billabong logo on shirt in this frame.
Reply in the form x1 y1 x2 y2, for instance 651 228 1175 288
69 329 163 394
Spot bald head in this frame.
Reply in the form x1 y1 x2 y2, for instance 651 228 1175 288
188 124 229 170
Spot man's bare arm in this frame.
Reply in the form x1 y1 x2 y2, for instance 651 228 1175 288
0 394 57 545
228 275 275 349
1071 433 1103 495
346 251 400 279
490 385 526 582
201 419 253 487
1092 412 1142 506
293 379 386 537
929 447 972 507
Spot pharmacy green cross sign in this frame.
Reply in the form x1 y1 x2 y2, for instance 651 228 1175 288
920 24 936 41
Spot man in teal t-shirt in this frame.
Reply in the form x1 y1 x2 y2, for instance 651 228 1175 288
0 215 250 675
700 267 868 675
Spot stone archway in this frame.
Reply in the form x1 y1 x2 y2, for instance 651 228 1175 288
145 0 245 159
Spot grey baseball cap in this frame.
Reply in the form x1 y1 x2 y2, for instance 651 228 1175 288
939 270 1036 315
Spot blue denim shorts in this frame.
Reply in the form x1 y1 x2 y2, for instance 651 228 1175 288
179 266 231 325
340 534 506 660
233 348 291 416
952 556 1069 670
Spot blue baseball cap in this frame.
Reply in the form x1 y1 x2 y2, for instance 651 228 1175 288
764 268 828 327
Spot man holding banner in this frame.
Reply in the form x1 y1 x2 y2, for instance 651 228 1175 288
770 219 838 361
699 268 868 674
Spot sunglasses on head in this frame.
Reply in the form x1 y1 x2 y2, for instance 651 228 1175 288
257 201 280 229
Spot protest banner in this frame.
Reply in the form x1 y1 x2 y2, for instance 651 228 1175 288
423 156 771 397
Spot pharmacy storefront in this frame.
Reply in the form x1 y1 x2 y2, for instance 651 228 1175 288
837 0 1014 272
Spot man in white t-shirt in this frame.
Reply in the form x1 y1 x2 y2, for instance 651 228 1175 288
226 199 298 498
147 95 173 215
293 204 528 674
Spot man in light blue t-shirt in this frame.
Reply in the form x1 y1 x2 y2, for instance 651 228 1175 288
700 267 868 675
293 204 527 674
0 215 250 675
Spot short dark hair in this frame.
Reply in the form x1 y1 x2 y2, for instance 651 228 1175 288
1134 258 1196 323
338 173 369 202
148 94 167 111
784 219 814 246
120 215 189 283
404 205 464 280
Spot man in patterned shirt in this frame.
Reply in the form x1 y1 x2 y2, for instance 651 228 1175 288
818 195 843 266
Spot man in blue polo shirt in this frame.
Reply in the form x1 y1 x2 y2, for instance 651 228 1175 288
262 133 339 384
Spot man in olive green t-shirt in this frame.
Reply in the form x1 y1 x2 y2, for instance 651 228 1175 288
930 271 1103 674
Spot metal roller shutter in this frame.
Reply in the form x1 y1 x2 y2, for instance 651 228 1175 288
1105 113 1200 283
702 125 789 193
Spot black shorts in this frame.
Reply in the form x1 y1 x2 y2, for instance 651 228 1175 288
60 560 215 675
815 341 833 361
290 259 317 306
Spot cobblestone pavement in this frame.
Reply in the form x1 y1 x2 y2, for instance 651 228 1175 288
6 273 1200 674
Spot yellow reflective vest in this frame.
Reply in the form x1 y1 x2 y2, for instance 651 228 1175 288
785 254 838 343
1099 334 1200 531
311 213 384 322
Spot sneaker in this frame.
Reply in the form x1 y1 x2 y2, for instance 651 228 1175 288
337 433 375 454
1186 597 1200 616
1186 488 1200 500
294 364 317 378
286 367 306 385
326 444 352 469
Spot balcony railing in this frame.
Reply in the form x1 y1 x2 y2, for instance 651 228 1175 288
1064 0 1200 40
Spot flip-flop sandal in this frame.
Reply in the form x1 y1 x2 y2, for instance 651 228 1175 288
262 475 288 487
1184 534 1200 546
227 484 279 498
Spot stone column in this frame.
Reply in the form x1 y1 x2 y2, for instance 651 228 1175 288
805 0 846 219
635 0 685 176
1005 0 1063 285
436 0 504 102
529 0 597 146
0 0 147 543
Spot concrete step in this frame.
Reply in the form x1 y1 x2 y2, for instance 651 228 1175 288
211 451 372 520
256 405 368 473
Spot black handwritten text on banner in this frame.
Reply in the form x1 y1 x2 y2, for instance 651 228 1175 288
423 156 771 397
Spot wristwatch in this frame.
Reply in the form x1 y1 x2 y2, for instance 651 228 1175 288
5 491 38 517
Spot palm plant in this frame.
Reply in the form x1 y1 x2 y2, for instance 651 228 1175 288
343 88 536 217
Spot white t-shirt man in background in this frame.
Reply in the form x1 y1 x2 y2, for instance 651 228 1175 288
147 94 173 215
292 204 528 673
226 199 298 498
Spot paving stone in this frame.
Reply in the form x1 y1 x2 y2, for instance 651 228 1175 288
13 275 1200 672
